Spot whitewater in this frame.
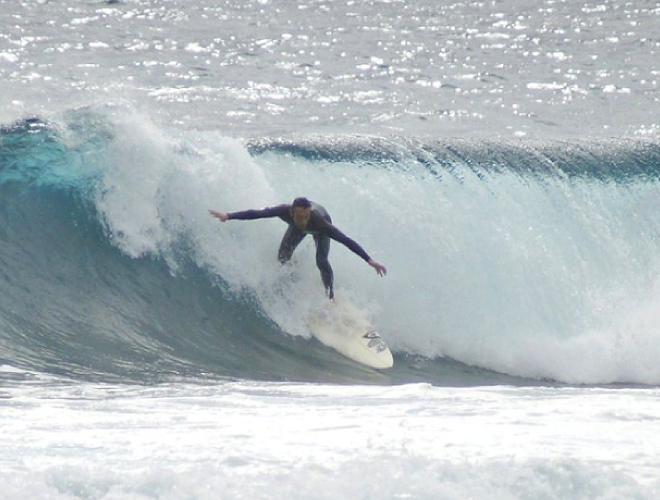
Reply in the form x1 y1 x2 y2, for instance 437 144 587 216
2 0 660 498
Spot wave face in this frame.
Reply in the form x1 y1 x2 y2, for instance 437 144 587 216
2 107 660 385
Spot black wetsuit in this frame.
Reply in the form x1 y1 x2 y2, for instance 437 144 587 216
227 202 371 299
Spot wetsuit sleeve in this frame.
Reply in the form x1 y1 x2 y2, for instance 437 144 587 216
325 224 371 262
227 204 289 220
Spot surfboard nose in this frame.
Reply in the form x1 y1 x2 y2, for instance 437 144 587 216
308 302 394 369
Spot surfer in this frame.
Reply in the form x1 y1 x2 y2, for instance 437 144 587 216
209 197 387 300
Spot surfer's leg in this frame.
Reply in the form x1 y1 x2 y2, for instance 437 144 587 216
314 235 334 299
278 225 306 263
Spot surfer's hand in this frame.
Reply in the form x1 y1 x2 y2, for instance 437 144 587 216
209 210 229 222
368 259 387 277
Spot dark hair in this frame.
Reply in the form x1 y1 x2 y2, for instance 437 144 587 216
292 197 311 209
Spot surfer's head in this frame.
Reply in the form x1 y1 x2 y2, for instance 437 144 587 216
291 197 312 230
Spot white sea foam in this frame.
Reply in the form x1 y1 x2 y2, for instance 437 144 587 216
1 382 659 499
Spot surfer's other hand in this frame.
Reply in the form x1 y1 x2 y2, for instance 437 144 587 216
368 259 387 277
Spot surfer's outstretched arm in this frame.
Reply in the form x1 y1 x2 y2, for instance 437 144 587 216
209 205 290 222
324 223 388 277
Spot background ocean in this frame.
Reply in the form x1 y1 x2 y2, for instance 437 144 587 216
2 0 660 498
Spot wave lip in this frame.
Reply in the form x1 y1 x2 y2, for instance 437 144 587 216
248 135 660 182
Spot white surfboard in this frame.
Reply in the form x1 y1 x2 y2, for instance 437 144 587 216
307 297 394 369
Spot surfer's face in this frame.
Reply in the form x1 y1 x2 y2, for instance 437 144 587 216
292 206 311 230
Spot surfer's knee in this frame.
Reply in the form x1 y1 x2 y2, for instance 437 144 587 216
316 255 333 275
278 241 297 263
315 243 331 268
318 259 334 292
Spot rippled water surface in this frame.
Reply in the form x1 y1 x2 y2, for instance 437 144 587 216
2 0 660 137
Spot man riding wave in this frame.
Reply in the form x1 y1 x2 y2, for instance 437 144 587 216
209 197 387 300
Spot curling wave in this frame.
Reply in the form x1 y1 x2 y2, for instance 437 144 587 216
2 108 660 386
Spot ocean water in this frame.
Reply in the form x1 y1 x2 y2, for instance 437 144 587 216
2 0 660 498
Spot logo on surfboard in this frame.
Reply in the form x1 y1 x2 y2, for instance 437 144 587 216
363 331 388 353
